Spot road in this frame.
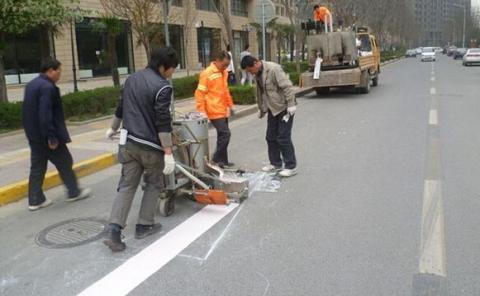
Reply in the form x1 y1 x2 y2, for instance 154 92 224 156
1 55 480 296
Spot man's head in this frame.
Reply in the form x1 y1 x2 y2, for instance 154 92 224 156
40 58 62 83
241 55 262 75
313 5 319 11
212 51 231 71
149 47 179 79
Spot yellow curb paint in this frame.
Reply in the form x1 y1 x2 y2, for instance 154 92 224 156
0 153 117 207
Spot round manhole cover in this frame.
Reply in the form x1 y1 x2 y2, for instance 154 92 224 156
36 217 108 249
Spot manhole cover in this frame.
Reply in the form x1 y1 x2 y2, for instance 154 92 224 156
36 217 108 249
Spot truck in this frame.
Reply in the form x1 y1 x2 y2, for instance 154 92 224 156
300 26 381 95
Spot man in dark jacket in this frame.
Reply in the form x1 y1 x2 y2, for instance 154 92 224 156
103 47 178 252
22 58 91 211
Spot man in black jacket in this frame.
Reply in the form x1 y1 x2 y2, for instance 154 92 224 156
103 47 178 252
22 58 91 211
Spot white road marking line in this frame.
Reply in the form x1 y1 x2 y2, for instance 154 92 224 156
430 87 436 95
78 203 239 296
431 77 436 82
418 180 447 277
429 110 438 126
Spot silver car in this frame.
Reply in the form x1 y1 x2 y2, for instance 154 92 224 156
421 47 436 62
463 48 480 66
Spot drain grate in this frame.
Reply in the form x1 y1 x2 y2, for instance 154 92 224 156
36 217 108 249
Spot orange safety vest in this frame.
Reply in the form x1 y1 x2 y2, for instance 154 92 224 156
313 7 331 22
195 63 234 120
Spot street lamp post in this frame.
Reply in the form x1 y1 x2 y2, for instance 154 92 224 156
196 21 206 68
452 1 467 48
70 7 80 92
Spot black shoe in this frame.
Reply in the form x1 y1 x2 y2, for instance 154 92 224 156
217 162 235 169
135 224 162 239
103 224 126 252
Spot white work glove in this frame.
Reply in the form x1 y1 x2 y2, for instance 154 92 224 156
163 153 175 175
106 128 117 140
287 106 297 116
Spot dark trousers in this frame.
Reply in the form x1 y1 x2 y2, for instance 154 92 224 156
266 110 297 169
211 118 231 165
28 142 80 206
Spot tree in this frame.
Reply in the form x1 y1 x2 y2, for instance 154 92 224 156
181 0 198 75
92 16 123 87
0 0 78 102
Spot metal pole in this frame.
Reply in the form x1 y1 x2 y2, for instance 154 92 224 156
70 19 78 92
262 0 266 60
201 21 206 68
462 0 466 48
162 0 170 46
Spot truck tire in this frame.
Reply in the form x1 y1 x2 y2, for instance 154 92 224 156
372 74 379 87
359 72 371 94
315 87 330 95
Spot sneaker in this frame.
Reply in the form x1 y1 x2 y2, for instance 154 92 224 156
135 223 162 239
66 188 92 202
104 225 126 252
279 168 298 178
28 199 53 211
262 164 282 173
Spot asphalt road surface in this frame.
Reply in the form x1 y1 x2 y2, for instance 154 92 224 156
1 55 480 296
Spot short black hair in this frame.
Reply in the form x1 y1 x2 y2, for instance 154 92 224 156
241 55 258 69
226 44 231 51
214 50 231 61
314 5 319 9
148 47 179 72
40 57 61 73
244 44 250 51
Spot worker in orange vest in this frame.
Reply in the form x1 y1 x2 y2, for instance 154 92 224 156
313 4 332 24
195 51 236 168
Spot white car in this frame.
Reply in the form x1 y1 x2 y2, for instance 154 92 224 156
463 48 480 66
421 47 436 62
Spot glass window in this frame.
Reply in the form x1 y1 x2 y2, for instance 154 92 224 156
75 18 134 79
231 0 248 17
197 27 222 67
149 24 186 69
233 30 249 65
196 0 220 11
171 0 183 6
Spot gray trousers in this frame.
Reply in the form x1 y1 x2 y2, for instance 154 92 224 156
109 141 165 228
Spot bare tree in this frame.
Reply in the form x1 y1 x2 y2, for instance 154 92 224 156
182 0 198 75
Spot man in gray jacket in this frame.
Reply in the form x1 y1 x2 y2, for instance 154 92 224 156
241 56 298 177
103 47 178 252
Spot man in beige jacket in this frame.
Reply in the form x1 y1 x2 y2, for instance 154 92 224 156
241 55 298 177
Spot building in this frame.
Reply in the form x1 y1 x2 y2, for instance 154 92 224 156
4 0 290 92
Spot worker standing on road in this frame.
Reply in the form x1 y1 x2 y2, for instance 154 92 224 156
241 56 298 177
22 58 91 211
195 51 236 169
103 47 178 252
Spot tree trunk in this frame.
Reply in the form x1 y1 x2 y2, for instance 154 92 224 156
183 32 190 76
108 34 120 87
290 32 294 62
0 32 8 103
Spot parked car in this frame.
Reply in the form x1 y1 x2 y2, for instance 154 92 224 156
435 47 443 54
463 48 480 66
405 49 417 58
453 48 467 59
447 46 457 56
416 48 423 55
421 47 436 62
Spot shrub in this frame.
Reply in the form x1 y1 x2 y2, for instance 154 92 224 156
0 102 23 131
288 72 301 86
281 61 309 73
172 74 199 99
229 85 256 105
62 86 120 118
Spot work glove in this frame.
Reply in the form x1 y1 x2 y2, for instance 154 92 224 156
287 106 297 116
258 111 266 119
163 153 175 175
106 128 117 140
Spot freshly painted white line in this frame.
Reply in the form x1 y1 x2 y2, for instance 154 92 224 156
418 180 447 277
431 77 436 82
429 110 438 125
430 87 436 95
78 203 239 296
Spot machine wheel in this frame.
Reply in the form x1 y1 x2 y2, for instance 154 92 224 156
372 74 379 87
158 191 176 217
315 87 330 95
359 72 371 94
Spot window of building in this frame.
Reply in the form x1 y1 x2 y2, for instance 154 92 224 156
149 24 186 69
75 18 134 79
196 0 220 11
171 0 183 6
3 27 53 85
233 30 249 65
197 27 222 67
231 0 248 17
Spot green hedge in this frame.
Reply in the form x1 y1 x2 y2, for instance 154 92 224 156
281 61 309 73
0 102 23 131
62 86 120 119
381 50 404 63
288 72 301 86
229 85 256 105
172 74 199 99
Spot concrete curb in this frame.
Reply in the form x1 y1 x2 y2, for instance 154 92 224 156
0 153 117 206
0 105 259 207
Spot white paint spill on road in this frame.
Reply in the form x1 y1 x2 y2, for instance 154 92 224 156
430 87 436 95
429 110 438 126
78 203 238 296
418 180 447 277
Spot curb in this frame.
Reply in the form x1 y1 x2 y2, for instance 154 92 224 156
0 105 258 208
0 153 117 206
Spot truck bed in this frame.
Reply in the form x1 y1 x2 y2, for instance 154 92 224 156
301 68 362 88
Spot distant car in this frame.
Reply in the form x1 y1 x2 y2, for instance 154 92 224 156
447 46 457 56
453 48 467 59
405 49 417 57
416 48 423 55
463 48 480 66
435 47 443 53
421 47 436 62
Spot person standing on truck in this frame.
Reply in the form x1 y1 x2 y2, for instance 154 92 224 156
195 51 236 169
241 55 298 178
103 47 178 252
313 4 332 25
